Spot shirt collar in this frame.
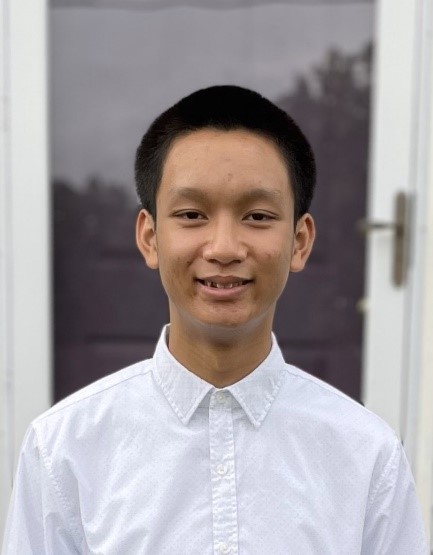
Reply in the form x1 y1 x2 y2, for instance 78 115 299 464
152 325 287 428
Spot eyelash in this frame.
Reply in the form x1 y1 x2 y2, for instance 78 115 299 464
245 213 274 222
176 211 205 220
174 211 276 222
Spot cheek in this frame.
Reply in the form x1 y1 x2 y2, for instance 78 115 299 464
159 251 194 294
262 246 291 268
170 257 189 281
257 249 291 295
254 230 292 263
157 234 194 268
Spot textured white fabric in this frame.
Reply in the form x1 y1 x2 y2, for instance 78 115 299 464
2 326 428 554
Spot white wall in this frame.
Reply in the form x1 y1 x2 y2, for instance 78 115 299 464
0 0 51 538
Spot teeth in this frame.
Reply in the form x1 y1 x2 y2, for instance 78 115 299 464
203 280 245 289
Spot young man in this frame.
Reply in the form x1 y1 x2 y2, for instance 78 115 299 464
2 86 427 554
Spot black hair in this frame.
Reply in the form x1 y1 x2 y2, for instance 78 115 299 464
135 85 316 221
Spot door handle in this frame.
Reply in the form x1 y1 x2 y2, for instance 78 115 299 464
358 192 410 287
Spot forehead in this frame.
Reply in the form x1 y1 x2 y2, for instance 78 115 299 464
159 128 292 202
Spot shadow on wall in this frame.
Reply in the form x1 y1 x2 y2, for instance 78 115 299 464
53 43 372 402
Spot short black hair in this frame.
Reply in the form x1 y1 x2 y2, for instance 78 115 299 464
135 85 316 221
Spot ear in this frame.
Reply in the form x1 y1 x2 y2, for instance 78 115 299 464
136 209 159 270
290 213 316 273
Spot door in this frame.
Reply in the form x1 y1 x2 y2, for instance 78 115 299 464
362 0 433 541
50 1 376 403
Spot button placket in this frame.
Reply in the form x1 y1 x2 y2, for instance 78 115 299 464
209 391 239 555
216 463 228 476
215 391 228 404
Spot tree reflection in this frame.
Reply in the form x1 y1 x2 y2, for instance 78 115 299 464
53 43 372 401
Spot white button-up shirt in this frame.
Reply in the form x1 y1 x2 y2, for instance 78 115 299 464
2 327 428 554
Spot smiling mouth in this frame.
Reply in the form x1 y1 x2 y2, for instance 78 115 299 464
197 279 250 289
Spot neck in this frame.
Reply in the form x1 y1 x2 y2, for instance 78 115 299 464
167 320 273 388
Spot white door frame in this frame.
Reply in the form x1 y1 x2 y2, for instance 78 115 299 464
362 0 433 543
0 0 51 537
403 0 433 541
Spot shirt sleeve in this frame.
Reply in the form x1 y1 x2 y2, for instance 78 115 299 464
1 425 79 555
361 438 429 555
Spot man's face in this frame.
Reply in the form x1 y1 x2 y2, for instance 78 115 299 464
137 128 315 336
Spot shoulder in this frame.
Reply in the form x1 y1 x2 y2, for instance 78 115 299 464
31 358 154 444
280 363 399 456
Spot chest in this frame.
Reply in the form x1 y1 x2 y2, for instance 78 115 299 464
58 406 370 554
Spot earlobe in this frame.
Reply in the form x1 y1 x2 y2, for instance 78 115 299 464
136 209 159 270
290 213 316 273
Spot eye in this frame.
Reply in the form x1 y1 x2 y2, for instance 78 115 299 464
245 212 274 222
175 211 206 220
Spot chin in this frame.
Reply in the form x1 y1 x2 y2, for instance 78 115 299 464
196 309 253 329
195 312 269 337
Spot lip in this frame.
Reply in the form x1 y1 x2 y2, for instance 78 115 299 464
195 276 252 299
197 275 251 286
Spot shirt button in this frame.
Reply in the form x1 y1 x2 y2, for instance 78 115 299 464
218 542 231 554
215 391 228 404
216 463 227 476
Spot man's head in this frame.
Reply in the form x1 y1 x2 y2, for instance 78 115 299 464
135 85 316 342
135 85 316 223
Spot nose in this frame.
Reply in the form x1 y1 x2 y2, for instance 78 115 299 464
202 217 247 265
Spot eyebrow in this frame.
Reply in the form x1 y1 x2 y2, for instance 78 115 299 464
167 186 283 203
167 187 208 203
241 187 283 202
